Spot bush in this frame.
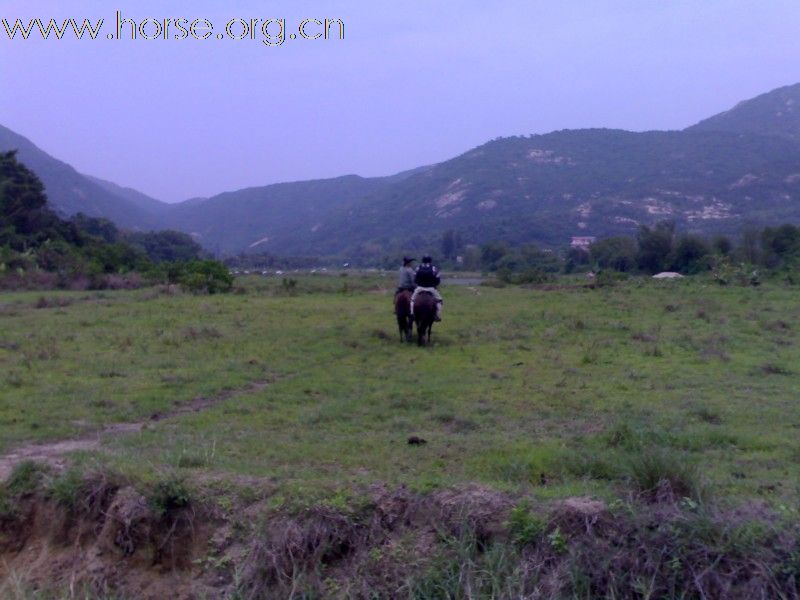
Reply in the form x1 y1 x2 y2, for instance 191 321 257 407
636 221 675 274
125 229 203 263
179 260 233 294
761 224 800 268
671 234 711 274
281 277 298 295
711 257 760 286
507 502 546 546
590 236 638 272
594 270 628 287
148 474 192 516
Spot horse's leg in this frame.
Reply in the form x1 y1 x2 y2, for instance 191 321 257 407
417 318 424 346
397 314 405 342
427 322 432 345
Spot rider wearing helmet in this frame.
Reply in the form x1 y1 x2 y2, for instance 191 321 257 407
411 255 443 321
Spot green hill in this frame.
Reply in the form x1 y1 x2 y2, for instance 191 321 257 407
687 83 800 141
0 125 167 230
4 82 800 259
160 82 800 258
251 128 800 257
0 150 207 289
161 175 395 256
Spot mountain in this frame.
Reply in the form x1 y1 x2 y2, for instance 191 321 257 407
271 128 800 256
84 174 166 218
687 83 800 140
160 175 396 255
0 125 167 230
166 82 800 258
4 82 800 258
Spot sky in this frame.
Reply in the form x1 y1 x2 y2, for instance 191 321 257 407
1 0 799 202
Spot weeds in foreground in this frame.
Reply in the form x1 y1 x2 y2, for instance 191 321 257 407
507 501 547 546
47 468 85 510
147 473 192 516
168 440 217 469
2 465 798 600
0 461 48 518
0 571 129 600
5 461 47 496
407 530 526 600
626 448 706 503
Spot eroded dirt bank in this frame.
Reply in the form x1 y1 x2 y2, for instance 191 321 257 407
2 469 799 599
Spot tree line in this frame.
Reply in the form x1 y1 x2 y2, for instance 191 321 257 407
0 150 232 292
430 223 800 284
582 221 800 279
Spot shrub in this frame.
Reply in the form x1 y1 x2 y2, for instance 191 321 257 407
594 269 628 287
281 277 298 295
180 260 233 294
590 236 637 272
507 502 546 546
671 234 711 274
148 474 192 516
636 221 675 273
711 257 760 286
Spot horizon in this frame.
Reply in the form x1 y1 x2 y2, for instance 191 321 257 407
2 1 800 202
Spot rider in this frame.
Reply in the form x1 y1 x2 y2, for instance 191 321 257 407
411 255 443 321
396 256 416 296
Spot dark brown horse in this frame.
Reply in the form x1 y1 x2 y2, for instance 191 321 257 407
413 291 436 346
394 290 413 342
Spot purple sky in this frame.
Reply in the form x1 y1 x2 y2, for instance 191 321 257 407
2 0 799 202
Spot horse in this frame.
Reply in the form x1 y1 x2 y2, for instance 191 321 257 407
413 291 436 346
394 289 414 342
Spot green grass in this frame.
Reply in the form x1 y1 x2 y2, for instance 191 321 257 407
2 274 800 506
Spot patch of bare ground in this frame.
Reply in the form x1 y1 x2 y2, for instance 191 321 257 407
0 379 272 482
1 477 223 599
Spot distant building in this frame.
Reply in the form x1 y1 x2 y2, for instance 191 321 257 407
570 236 596 250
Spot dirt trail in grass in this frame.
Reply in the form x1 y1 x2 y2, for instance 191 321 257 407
0 380 271 481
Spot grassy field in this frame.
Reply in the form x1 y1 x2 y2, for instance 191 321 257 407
2 273 800 510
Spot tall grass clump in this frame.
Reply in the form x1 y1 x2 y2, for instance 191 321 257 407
4 461 47 496
406 527 526 600
626 448 706 503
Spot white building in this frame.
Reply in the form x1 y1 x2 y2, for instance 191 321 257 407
570 236 596 250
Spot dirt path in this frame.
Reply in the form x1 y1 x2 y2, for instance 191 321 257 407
0 380 271 481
